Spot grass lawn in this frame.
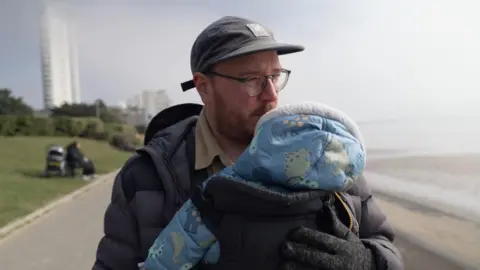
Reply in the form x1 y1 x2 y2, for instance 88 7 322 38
0 136 133 228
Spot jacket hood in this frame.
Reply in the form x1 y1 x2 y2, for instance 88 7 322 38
144 103 203 145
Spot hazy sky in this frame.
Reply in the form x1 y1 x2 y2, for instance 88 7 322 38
1 0 479 121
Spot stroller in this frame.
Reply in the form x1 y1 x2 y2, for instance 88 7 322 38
43 145 66 177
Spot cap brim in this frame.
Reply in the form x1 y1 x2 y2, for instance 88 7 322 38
219 40 305 61
180 41 305 92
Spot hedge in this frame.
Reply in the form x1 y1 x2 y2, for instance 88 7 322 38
0 115 141 147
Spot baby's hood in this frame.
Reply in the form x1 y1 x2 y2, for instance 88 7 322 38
232 102 366 191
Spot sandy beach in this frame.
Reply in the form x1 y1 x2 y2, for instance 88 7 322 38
367 151 480 269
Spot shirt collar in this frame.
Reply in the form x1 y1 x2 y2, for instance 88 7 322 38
194 109 232 170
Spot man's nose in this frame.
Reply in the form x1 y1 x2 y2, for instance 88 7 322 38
259 78 278 102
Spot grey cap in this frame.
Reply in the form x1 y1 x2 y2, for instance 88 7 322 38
181 16 305 91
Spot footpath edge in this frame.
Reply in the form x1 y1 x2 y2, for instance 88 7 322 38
0 170 118 241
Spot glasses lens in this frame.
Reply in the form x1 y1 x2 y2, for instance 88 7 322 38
245 77 263 96
274 70 289 92
244 70 290 97
246 86 262 97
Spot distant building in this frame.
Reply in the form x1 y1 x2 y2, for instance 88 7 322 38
124 90 170 126
40 1 81 109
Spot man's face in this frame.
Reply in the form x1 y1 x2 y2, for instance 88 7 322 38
195 51 281 144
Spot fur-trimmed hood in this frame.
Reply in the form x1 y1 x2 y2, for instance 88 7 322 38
223 102 366 192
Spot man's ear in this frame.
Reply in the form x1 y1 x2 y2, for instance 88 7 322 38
194 72 210 102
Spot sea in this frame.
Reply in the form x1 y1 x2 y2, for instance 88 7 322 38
359 117 480 222
360 116 480 154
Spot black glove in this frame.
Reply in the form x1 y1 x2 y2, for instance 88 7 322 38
279 204 375 270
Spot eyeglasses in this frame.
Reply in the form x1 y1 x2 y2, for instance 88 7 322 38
206 69 291 97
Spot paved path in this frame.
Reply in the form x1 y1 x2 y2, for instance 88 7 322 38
0 178 111 270
0 176 473 270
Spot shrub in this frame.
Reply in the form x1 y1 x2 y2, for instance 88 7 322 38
0 116 139 147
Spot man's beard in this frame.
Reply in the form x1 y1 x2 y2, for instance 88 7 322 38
212 93 275 145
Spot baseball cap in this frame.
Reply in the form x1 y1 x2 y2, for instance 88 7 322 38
180 16 305 91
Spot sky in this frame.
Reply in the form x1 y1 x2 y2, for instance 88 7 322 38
1 0 480 121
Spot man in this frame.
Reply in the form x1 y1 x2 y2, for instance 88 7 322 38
65 141 85 177
93 16 404 270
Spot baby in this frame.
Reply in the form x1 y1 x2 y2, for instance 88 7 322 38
140 102 366 270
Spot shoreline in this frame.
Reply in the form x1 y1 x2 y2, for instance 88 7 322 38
364 151 480 268
366 152 480 175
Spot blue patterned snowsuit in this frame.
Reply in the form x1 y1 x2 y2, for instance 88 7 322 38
141 102 366 270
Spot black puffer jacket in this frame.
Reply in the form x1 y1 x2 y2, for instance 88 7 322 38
92 115 403 270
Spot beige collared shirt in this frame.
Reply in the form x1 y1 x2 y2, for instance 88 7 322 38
195 109 233 174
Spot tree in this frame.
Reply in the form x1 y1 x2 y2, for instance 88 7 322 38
51 102 95 117
50 99 123 124
102 106 125 124
0 88 34 115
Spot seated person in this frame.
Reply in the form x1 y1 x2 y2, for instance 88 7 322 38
141 102 366 270
65 141 85 177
